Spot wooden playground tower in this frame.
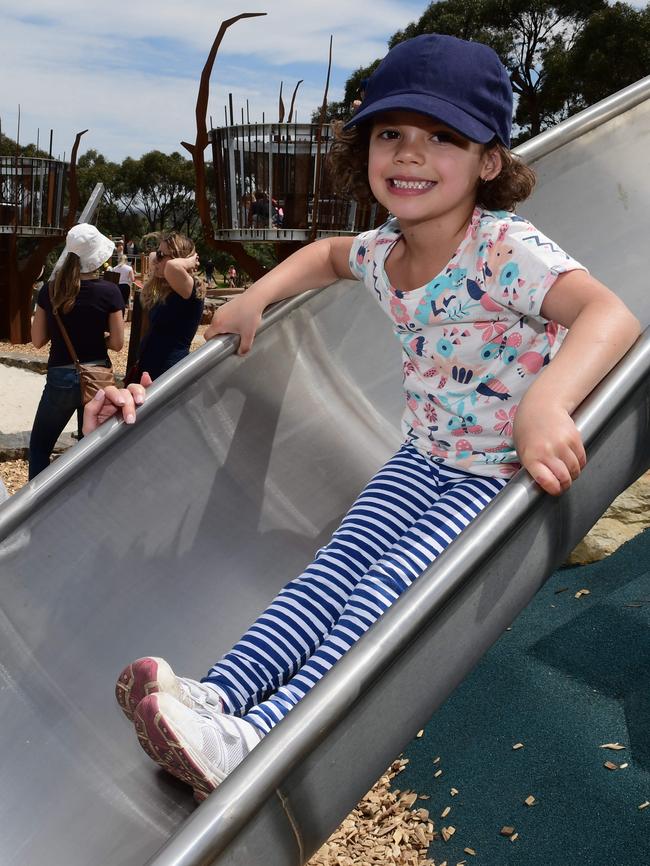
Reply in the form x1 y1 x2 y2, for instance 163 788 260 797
0 130 86 343
1 14 382 347
185 13 385 281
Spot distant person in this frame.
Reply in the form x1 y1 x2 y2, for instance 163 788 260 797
226 264 237 288
112 33 639 802
271 198 284 227
110 254 135 312
114 239 125 264
249 191 270 227
126 239 137 260
29 224 124 478
127 231 204 382
204 259 215 286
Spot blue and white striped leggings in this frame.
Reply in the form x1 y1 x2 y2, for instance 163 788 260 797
203 445 507 734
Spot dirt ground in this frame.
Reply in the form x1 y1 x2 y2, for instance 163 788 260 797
0 323 210 380
0 459 29 495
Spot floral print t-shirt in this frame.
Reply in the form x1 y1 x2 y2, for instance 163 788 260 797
349 207 587 478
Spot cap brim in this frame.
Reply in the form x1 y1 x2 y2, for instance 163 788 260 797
343 93 498 144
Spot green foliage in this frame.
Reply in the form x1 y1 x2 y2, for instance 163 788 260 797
562 3 650 106
0 132 51 158
311 61 381 123
325 0 649 142
243 243 277 271
77 148 200 243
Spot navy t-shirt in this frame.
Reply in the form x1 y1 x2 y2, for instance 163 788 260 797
38 278 124 367
138 283 204 380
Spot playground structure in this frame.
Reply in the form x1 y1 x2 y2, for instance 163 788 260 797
182 13 385 284
1 13 380 349
0 131 87 343
209 120 383 243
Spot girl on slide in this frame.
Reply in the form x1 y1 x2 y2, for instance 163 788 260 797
114 34 639 800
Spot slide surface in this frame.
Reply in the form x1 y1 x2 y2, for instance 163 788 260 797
0 79 649 866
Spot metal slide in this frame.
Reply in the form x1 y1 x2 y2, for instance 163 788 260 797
1 79 649 866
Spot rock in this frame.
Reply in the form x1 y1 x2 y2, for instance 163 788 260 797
568 471 650 565
0 432 76 461
0 352 47 374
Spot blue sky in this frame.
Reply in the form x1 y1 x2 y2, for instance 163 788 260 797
3 1 646 163
0 1 425 162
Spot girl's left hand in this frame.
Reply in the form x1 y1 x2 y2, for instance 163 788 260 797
513 403 586 496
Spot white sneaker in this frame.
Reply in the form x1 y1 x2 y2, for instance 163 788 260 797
133 693 261 800
115 657 225 722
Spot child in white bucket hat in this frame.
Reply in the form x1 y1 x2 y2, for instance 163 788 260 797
61 223 115 273
29 224 124 477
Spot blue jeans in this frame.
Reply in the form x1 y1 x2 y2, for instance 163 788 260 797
28 366 83 479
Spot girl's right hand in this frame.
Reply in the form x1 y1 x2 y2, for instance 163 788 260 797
183 252 200 272
204 293 263 355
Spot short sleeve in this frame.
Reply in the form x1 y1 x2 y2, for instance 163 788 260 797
37 282 51 311
483 218 587 318
349 229 379 282
105 282 125 313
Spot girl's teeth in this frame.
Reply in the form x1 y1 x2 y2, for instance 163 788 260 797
392 179 433 190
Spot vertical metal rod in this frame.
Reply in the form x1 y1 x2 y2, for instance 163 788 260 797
228 93 234 126
30 158 36 227
14 108 20 234
268 124 273 229
246 120 252 227
226 126 237 231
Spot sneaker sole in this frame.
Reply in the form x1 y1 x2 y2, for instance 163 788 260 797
133 695 223 801
115 658 180 722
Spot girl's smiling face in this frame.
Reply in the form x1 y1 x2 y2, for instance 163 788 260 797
367 111 501 228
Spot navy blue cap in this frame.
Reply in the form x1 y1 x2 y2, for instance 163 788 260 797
344 34 513 147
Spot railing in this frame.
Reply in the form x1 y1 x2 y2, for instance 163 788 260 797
0 155 68 235
210 122 386 238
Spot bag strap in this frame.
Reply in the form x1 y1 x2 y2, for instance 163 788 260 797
49 284 81 370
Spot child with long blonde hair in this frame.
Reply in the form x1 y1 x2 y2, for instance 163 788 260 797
131 231 204 381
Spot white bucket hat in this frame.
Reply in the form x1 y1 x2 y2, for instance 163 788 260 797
64 223 115 272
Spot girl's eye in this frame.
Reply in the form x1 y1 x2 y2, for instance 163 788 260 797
377 129 400 140
431 131 460 145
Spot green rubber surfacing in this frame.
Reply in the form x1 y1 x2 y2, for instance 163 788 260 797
397 528 650 865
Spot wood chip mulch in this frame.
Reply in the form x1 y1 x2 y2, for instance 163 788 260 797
0 459 29 495
308 759 436 866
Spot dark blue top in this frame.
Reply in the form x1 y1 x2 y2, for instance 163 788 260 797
138 282 204 380
38 278 124 368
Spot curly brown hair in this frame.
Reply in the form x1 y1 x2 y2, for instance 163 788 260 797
327 121 535 213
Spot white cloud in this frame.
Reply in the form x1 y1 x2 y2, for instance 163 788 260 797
1 1 424 160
